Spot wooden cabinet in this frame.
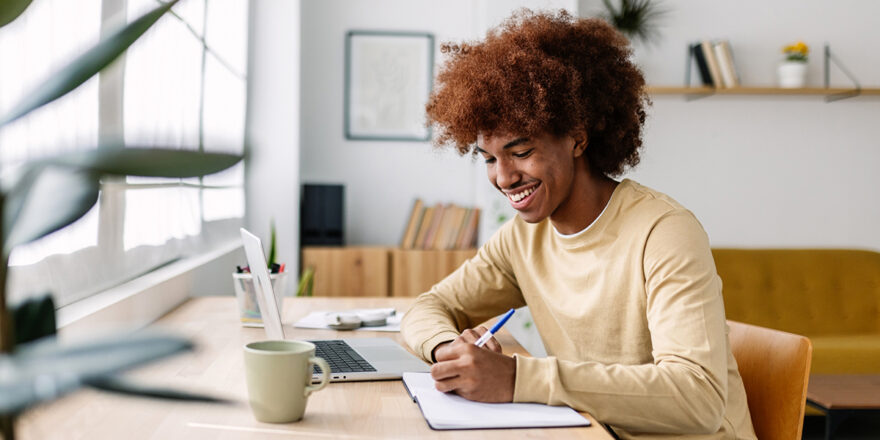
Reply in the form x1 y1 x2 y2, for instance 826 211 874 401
301 247 390 297
300 247 477 297
390 249 477 297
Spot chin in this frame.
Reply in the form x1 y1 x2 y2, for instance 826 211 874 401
516 209 548 224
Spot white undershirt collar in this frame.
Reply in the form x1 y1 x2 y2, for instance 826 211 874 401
552 196 612 239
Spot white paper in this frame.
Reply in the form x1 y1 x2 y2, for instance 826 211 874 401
402 372 590 430
293 309 402 332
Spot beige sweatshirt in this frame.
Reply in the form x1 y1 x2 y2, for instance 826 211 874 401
401 179 756 439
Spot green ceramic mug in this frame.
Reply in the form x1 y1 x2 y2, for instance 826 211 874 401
243 340 331 423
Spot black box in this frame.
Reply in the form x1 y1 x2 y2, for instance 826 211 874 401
300 184 344 246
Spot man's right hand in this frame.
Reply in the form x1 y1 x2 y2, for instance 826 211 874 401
429 325 515 403
431 325 503 361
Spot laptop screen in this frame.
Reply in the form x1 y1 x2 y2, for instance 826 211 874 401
240 228 286 340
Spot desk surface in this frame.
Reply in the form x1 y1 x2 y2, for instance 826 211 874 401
807 374 880 410
18 297 611 440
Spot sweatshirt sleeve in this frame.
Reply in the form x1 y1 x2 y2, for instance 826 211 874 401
512 210 731 435
402 221 527 362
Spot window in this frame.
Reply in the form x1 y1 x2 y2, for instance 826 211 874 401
0 0 248 306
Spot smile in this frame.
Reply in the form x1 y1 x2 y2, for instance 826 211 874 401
506 183 540 206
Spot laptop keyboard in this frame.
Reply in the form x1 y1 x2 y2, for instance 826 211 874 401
311 340 377 374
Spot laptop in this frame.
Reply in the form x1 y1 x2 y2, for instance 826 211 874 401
240 228 430 382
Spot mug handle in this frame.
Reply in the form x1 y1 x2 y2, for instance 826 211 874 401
305 356 330 397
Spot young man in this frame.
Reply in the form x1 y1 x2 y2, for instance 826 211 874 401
400 10 757 439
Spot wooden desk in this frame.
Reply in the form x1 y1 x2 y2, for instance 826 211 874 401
18 297 610 439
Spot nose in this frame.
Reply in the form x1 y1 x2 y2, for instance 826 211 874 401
493 157 521 190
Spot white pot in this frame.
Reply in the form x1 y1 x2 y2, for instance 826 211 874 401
233 272 288 327
777 61 808 88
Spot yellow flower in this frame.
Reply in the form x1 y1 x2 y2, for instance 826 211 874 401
782 40 809 62
783 41 809 56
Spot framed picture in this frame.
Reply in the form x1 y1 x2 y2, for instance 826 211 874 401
345 31 434 141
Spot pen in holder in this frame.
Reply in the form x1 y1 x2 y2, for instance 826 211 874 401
233 271 288 327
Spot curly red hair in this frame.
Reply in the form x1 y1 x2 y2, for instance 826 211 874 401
425 9 650 177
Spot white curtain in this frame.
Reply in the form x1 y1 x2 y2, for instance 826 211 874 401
2 0 247 307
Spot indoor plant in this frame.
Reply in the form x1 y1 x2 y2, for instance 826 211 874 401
778 40 809 88
0 1 238 438
601 0 667 44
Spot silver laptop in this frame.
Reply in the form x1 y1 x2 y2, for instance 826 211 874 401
240 228 429 382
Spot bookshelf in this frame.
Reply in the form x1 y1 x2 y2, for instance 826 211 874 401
648 86 880 97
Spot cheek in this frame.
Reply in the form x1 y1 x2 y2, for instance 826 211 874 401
486 168 497 184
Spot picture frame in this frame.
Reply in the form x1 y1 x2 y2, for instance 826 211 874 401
344 31 434 141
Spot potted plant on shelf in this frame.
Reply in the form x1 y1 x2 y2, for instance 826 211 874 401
0 1 238 438
778 40 809 88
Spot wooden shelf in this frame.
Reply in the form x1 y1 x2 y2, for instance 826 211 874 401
647 86 880 97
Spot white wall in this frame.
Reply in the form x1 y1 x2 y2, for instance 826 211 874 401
578 0 880 250
292 0 880 251
245 0 301 295
300 0 478 247
299 0 575 247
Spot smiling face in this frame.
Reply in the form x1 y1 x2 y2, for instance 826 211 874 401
477 131 589 226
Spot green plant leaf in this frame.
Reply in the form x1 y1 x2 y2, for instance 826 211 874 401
86 377 231 404
0 332 193 414
0 0 178 127
602 0 667 44
41 148 242 178
297 267 314 297
2 165 100 255
268 219 277 267
10 294 56 346
0 0 32 28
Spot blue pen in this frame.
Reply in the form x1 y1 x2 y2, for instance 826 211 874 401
474 308 516 347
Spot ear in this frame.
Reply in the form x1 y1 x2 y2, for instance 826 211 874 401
571 129 588 158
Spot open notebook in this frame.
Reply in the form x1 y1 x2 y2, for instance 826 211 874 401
402 372 591 430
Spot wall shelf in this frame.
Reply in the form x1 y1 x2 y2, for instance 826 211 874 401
647 86 880 101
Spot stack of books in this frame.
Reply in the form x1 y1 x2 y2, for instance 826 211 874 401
690 39 740 89
399 199 480 250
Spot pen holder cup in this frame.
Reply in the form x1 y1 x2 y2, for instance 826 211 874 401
233 272 288 327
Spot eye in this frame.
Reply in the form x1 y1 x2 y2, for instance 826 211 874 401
513 149 534 158
483 157 496 164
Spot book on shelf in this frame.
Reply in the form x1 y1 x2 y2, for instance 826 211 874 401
399 201 480 250
444 206 468 250
453 208 474 250
422 204 447 250
413 206 435 250
700 40 724 88
459 207 480 249
400 199 425 249
689 39 741 89
690 42 713 86
713 40 740 88
429 204 454 250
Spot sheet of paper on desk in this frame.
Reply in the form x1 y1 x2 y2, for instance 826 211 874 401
402 372 591 430
292 309 403 332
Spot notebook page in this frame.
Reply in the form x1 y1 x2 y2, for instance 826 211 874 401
402 372 590 430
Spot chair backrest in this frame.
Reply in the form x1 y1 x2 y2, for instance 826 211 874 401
727 320 812 440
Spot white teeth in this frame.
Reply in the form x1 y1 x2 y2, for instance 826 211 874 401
508 187 534 203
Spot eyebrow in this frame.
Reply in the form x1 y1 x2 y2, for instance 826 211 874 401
474 137 530 154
